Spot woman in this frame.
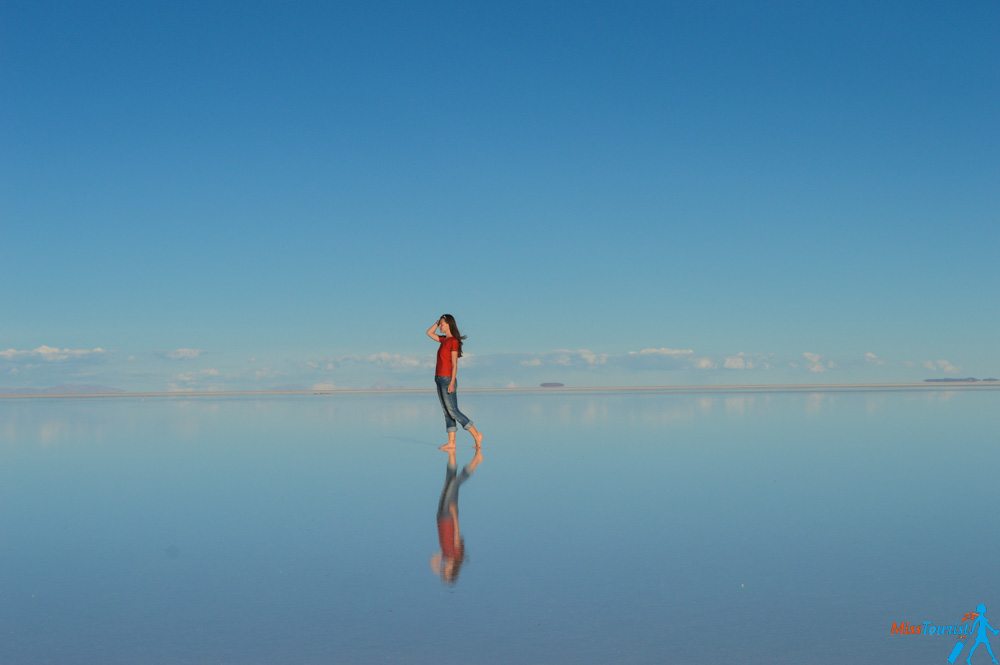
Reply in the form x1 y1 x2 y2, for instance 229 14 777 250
425 314 483 450
429 445 483 585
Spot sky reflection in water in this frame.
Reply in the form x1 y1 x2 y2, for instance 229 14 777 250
0 390 996 664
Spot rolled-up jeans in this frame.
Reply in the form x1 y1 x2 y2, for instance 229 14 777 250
435 375 473 433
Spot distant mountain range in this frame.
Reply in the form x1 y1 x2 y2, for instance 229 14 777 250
923 377 998 383
0 384 124 394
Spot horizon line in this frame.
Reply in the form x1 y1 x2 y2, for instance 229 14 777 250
1 381 999 400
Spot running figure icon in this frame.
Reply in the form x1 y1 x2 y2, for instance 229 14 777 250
966 604 1000 665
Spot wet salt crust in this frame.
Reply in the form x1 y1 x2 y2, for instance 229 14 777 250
0 389 994 664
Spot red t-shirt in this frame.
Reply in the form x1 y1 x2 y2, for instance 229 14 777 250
436 336 459 377
437 517 462 559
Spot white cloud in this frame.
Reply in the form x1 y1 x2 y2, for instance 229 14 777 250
539 349 607 367
312 382 336 391
364 352 426 369
577 349 608 366
923 359 960 374
693 357 716 369
723 356 746 369
174 368 221 384
633 347 694 357
723 352 754 370
621 346 698 370
520 358 543 367
0 346 106 361
802 352 827 373
623 348 768 372
304 352 432 374
166 348 202 360
864 352 884 365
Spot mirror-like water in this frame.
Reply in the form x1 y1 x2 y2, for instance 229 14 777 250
0 389 995 664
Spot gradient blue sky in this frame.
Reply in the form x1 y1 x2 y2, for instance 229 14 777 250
2 1 998 390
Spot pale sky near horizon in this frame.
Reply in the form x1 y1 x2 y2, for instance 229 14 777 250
2 1 998 390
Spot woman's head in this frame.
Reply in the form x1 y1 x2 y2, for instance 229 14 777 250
430 541 467 585
439 314 466 356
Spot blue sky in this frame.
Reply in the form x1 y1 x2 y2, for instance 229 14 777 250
2 1 998 391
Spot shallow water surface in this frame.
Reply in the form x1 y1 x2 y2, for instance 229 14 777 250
0 390 996 664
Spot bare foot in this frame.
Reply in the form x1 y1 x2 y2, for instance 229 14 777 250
468 449 484 471
438 442 456 451
471 430 483 448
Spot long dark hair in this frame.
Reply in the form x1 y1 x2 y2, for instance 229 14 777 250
440 313 466 357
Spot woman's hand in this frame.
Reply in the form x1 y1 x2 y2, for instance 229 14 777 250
448 380 456 394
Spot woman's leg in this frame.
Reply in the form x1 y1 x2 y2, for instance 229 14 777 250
441 384 470 429
443 384 483 448
436 378 457 450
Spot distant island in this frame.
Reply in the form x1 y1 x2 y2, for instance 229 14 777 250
3 381 999 401
923 377 998 383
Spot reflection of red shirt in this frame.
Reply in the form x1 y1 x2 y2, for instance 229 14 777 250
437 517 461 558
436 336 458 377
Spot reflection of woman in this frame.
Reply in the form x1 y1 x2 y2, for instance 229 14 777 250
430 446 483 584
425 314 484 451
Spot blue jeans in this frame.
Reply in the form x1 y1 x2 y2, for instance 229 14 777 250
435 376 473 433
